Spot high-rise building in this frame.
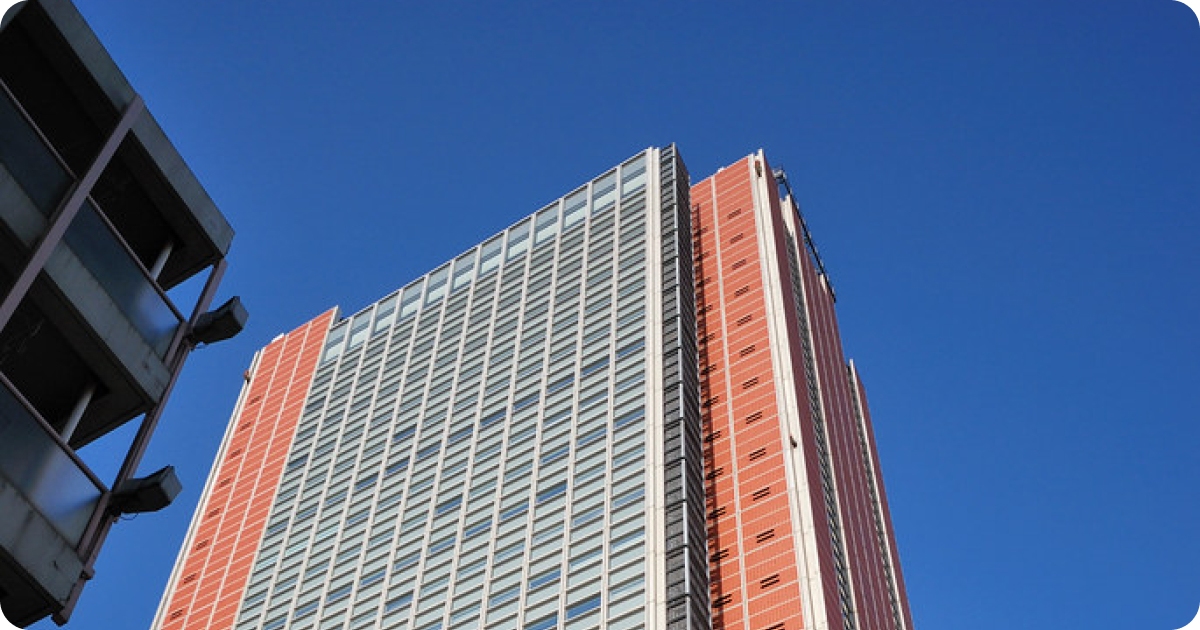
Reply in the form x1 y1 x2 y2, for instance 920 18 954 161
692 155 912 630
152 147 912 630
0 0 244 626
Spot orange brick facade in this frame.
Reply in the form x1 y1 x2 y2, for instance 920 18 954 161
693 154 912 630
695 158 810 630
152 312 334 630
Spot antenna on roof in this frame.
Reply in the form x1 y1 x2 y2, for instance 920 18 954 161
772 167 836 301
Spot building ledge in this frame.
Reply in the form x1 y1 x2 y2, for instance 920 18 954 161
0 479 86 627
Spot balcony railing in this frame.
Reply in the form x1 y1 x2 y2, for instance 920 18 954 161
0 80 183 357
61 200 182 355
0 80 70 216
0 373 105 546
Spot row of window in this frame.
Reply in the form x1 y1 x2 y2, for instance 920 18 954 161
319 154 650 366
237 158 659 630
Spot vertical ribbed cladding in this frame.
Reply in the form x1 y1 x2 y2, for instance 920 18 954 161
657 145 709 630
780 220 855 630
847 366 912 630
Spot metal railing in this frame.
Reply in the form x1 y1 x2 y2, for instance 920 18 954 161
0 78 184 356
0 371 106 546
61 199 182 355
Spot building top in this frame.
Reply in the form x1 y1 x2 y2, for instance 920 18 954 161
319 146 662 364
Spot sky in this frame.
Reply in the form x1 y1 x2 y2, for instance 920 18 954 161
16 1 1200 629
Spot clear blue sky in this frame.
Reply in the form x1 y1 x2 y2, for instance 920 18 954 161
28 1 1199 629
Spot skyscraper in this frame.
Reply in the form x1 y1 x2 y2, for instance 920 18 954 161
693 155 912 630
153 147 912 630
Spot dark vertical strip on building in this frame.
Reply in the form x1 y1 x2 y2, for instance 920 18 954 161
776 202 855 630
657 146 709 630
847 368 914 630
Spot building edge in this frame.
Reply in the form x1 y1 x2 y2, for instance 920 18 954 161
653 145 709 630
846 362 915 630
150 311 336 630
748 149 834 630
148 348 265 630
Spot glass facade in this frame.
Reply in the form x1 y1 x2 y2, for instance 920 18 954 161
218 148 702 630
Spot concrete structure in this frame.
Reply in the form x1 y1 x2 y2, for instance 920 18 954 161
0 0 243 625
153 149 911 630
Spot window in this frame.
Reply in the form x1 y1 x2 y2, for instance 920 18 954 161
386 458 410 476
488 585 520 609
452 251 477 290
424 264 451 305
540 445 570 466
325 585 352 604
385 591 413 612
450 603 480 625
322 324 349 364
528 568 560 590
478 235 504 276
577 427 605 448
610 529 643 552
373 293 399 334
399 281 424 320
512 393 540 413
534 204 560 245
566 595 601 620
481 410 506 428
592 171 617 213
429 535 457 554
546 374 574 394
292 601 320 620
562 187 588 229
495 540 525 563
537 482 567 503
581 357 608 377
621 155 647 197
464 518 492 538
506 220 531 261
435 496 461 515
354 473 378 493
525 614 558 630
612 487 644 509
500 503 528 522
394 553 420 573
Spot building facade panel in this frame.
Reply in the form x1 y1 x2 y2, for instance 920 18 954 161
769 159 915 630
152 312 333 630
768 186 848 630
691 151 916 630
799 224 890 630
848 365 915 630
693 157 808 630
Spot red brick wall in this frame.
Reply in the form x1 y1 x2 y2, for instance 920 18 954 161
694 158 808 630
155 311 333 630
695 153 912 630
